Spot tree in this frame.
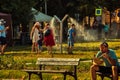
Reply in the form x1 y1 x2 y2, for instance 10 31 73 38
0 0 38 32
1 0 120 32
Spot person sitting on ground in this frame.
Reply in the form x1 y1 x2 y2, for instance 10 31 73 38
90 42 120 80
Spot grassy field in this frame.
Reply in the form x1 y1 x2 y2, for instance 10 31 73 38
1 41 120 80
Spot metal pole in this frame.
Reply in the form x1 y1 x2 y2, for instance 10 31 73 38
54 15 68 54
60 14 68 54
54 15 62 53
44 0 47 14
60 22 63 53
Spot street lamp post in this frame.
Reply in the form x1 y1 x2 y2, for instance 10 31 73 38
44 0 47 14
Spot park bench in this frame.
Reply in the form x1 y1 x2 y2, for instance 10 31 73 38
23 58 80 80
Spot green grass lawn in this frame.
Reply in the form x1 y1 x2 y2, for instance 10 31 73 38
0 41 120 80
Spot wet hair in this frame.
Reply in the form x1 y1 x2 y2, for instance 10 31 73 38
72 24 75 26
100 42 108 47
46 23 50 26
34 22 40 26
34 22 41 29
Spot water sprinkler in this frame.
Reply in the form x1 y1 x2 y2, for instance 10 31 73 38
53 15 69 53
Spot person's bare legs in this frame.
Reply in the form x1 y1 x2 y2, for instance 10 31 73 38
47 46 52 54
70 46 73 54
49 46 53 57
67 47 70 54
0 45 2 54
112 66 118 80
35 43 39 53
1 44 7 54
36 45 42 55
49 46 52 54
47 46 50 54
68 46 73 54
90 65 99 80
32 42 39 53
32 42 35 52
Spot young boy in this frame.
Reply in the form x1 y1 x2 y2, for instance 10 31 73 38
37 31 43 53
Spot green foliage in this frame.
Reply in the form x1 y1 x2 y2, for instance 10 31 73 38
0 41 120 79
0 0 38 31
0 55 15 69
0 0 120 31
0 55 25 70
